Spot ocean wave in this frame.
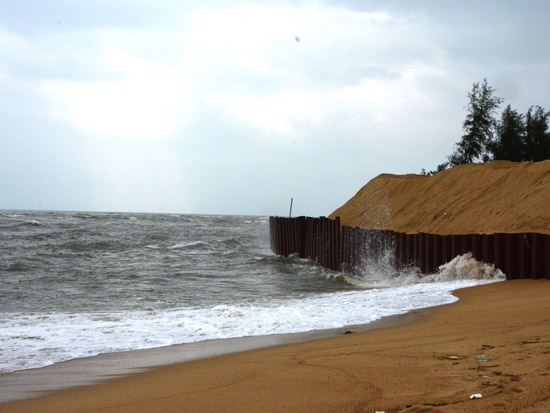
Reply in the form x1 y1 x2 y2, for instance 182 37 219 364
343 251 505 288
0 278 486 374
5 262 28 272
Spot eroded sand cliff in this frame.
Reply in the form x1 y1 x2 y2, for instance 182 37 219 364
330 160 550 235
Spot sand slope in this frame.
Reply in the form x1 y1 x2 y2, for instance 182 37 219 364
330 160 550 235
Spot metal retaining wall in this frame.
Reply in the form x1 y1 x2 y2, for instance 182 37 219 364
269 216 550 279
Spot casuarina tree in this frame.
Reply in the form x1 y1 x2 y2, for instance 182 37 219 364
524 105 550 162
491 104 525 162
448 78 503 166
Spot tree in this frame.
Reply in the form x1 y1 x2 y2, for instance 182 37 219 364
448 78 503 166
491 104 525 161
524 105 550 162
422 80 550 176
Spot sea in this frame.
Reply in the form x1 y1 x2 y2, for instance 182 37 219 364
0 210 506 376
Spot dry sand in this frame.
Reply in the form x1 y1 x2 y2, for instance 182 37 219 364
330 160 550 235
1 279 549 413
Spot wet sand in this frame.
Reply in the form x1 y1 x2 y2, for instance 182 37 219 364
1 279 549 412
0 307 423 403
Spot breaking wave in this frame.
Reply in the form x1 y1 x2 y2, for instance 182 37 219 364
341 250 506 288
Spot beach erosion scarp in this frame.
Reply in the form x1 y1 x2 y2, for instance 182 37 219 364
329 160 550 236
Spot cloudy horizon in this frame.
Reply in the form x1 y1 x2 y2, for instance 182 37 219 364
1 1 549 216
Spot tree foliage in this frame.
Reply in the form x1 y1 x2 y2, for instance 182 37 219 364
524 105 550 161
491 104 525 162
448 78 503 167
423 79 550 175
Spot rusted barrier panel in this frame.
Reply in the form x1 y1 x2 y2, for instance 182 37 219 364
415 233 427 274
344 225 357 273
430 234 441 274
527 232 550 280
528 233 540 278
281 218 288 256
429 234 437 267
288 217 295 256
299 216 308 258
289 217 297 256
516 233 529 279
287 218 294 256
343 226 351 271
310 216 319 260
493 233 512 278
325 217 337 271
355 227 364 271
349 226 362 273
327 217 341 271
470 234 481 261
440 235 452 265
283 217 291 256
419 233 427 273
492 233 504 275
432 234 443 272
504 234 516 278
333 217 342 271
317 217 326 267
269 216 550 279
342 225 352 272
321 217 329 266
270 216 280 256
404 232 415 268
396 232 405 268
347 226 358 273
269 217 274 253
304 217 313 259
451 235 461 259
270 216 275 254
543 234 550 279
315 217 326 267
393 232 403 270
460 234 472 257
481 234 494 265
279 217 287 256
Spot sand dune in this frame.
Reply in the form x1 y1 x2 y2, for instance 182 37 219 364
330 160 550 235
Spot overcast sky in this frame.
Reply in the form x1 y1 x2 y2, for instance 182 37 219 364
1 1 549 216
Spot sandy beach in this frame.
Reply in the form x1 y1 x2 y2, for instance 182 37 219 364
1 278 549 413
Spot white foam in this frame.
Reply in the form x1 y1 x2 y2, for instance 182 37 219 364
430 252 506 282
0 277 497 373
351 251 506 287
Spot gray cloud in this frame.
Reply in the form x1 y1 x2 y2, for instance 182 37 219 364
1 1 549 215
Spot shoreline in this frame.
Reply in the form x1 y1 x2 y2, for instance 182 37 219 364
0 305 427 403
2 279 549 412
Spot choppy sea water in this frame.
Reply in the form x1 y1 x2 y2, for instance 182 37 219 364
0 211 505 374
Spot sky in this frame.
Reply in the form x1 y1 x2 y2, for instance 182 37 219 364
1 1 549 216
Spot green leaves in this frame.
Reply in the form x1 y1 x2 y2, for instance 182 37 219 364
448 78 503 167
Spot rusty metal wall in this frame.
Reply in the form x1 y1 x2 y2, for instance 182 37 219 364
269 216 550 279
